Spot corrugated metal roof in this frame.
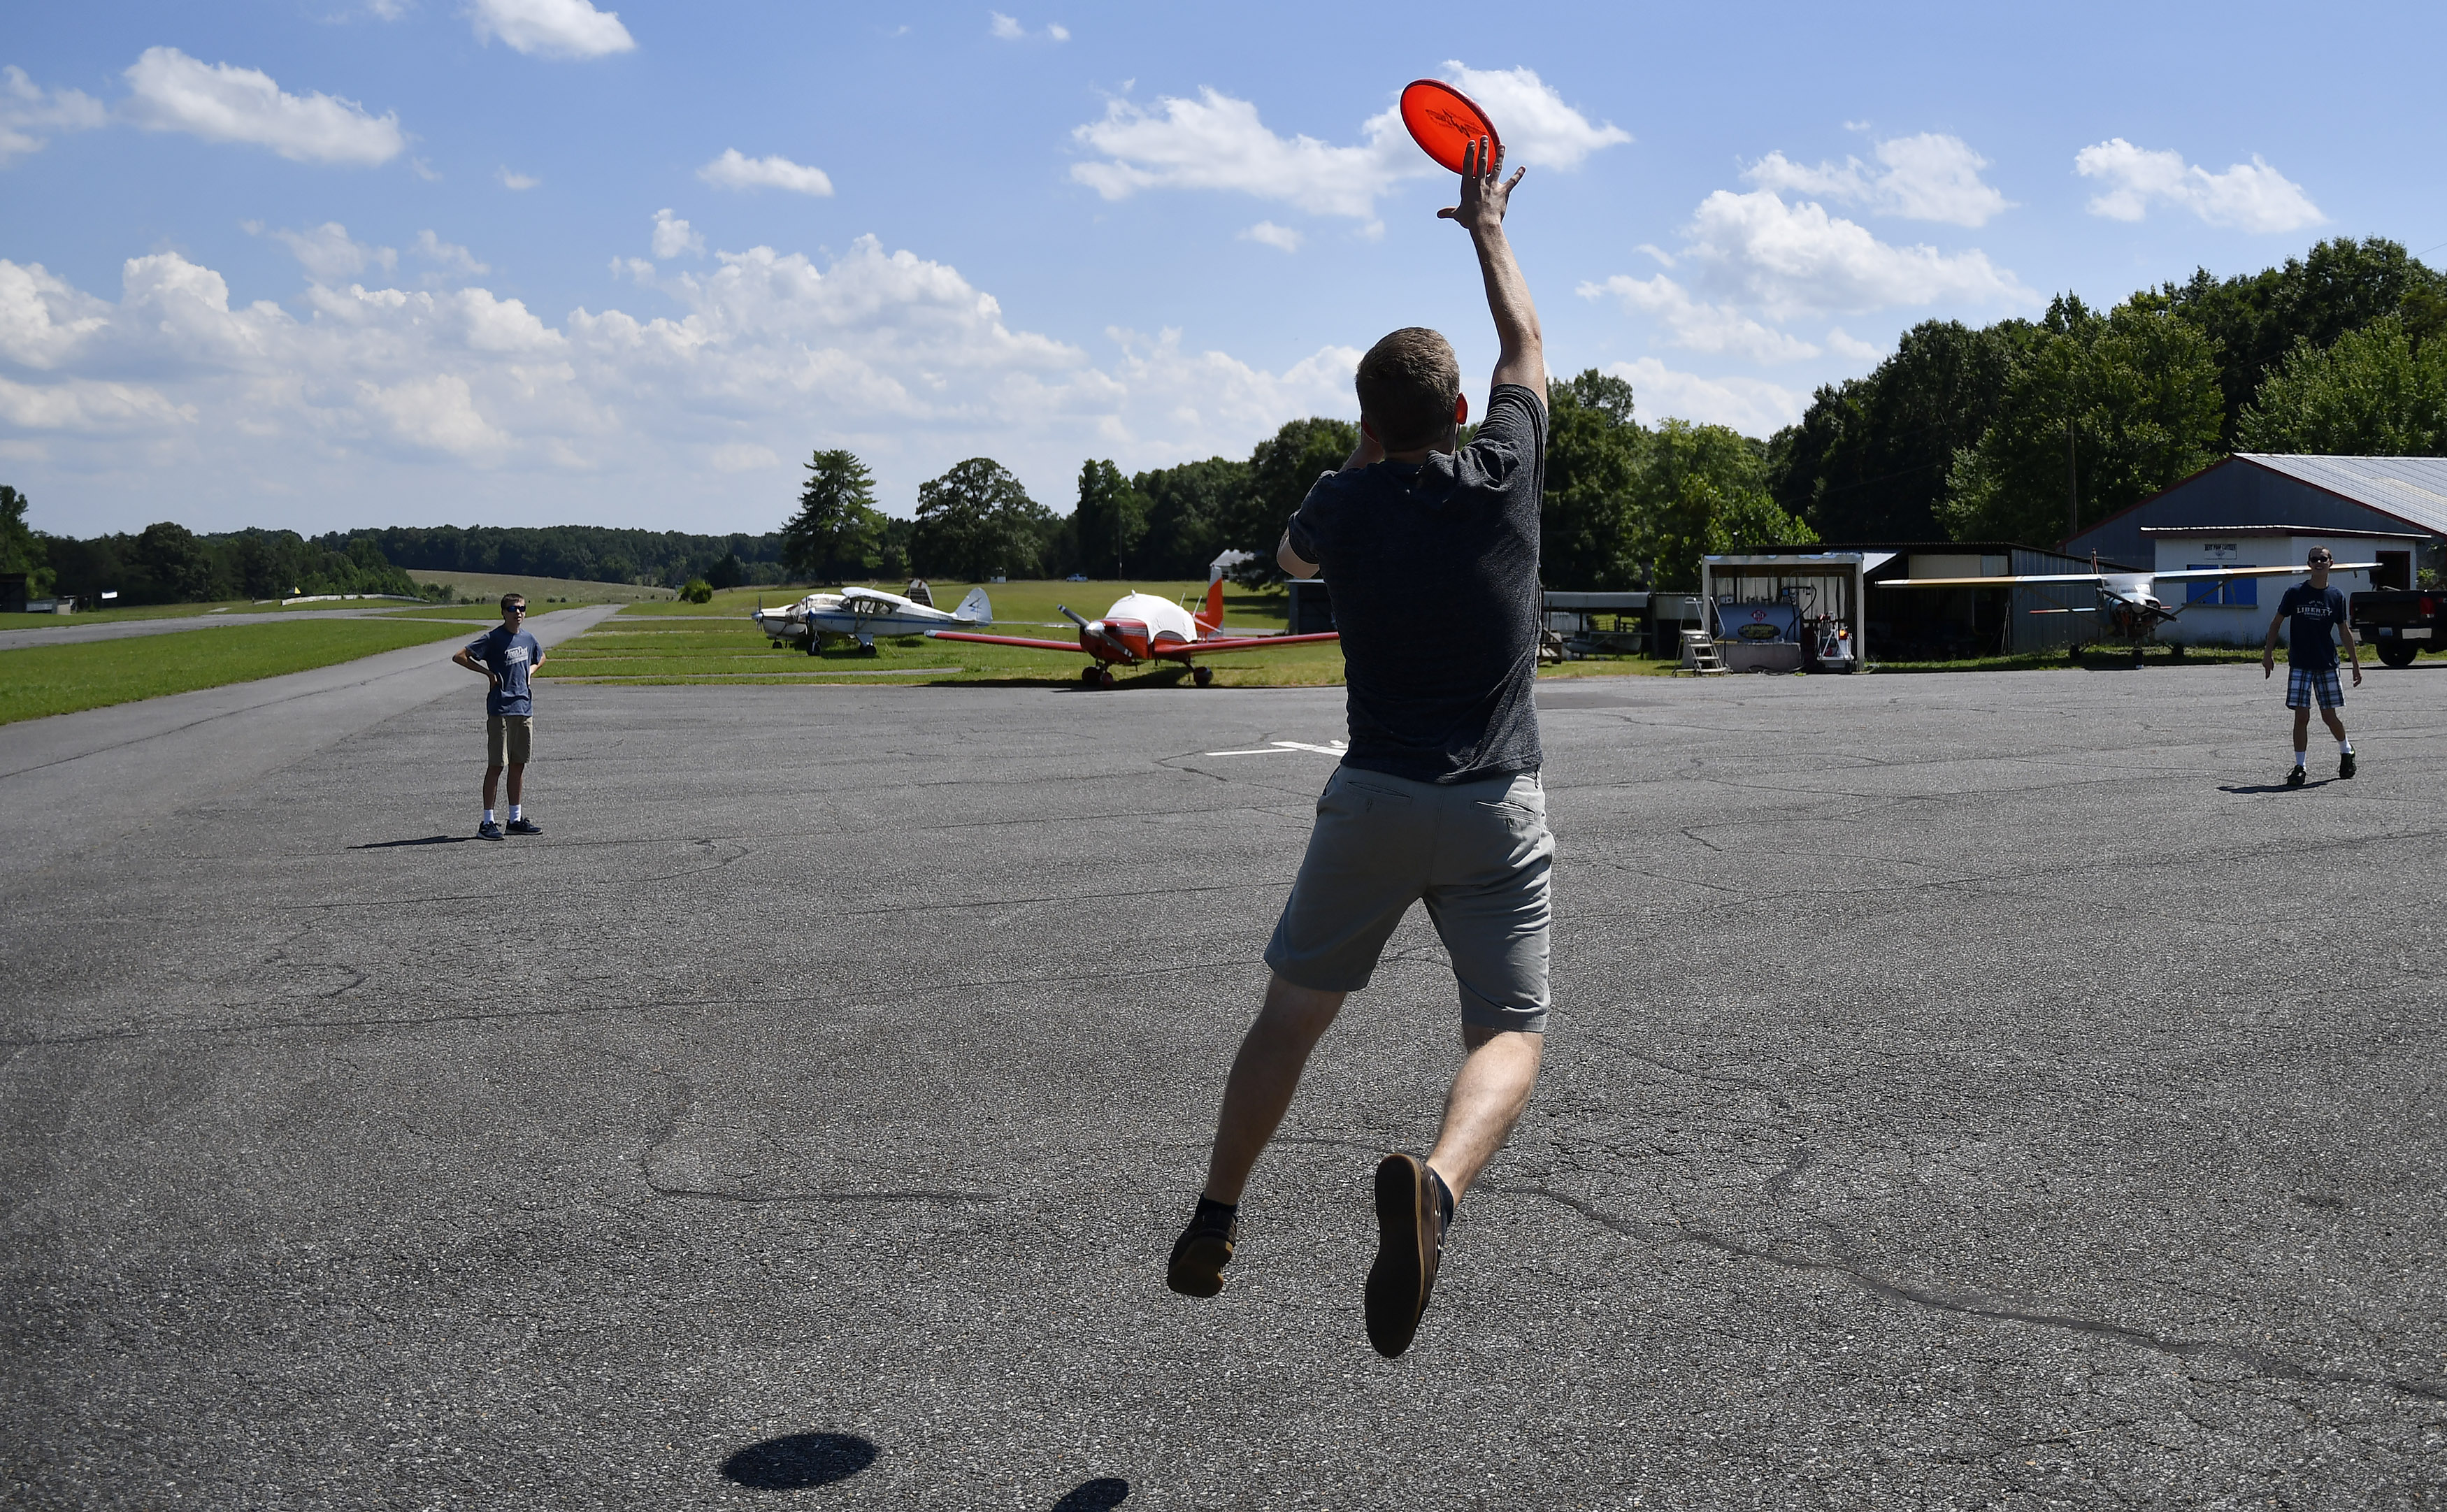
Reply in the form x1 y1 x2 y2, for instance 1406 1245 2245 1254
2237 454 2447 535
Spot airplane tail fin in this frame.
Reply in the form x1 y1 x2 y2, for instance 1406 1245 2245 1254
954 586 992 624
1195 576 1225 635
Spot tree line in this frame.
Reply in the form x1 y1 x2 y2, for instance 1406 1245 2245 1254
1768 236 2447 549
11 237 2439 609
3 496 423 607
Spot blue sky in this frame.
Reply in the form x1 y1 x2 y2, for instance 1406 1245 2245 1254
6 1 2442 537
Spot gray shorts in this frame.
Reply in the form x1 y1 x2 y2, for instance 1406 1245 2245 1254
1264 765 1553 1034
487 714 532 765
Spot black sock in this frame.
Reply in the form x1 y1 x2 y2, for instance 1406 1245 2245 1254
1429 1168 1456 1228
1191 1194 1238 1232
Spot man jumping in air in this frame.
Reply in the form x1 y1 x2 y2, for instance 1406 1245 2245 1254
2263 546 2361 787
1166 138 1552 1360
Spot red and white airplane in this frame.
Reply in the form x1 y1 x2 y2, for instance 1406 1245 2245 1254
931 577 1340 687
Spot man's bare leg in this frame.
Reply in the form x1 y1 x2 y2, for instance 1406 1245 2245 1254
1200 972 1347 1204
1424 1025 1544 1202
505 763 525 808
483 762 504 809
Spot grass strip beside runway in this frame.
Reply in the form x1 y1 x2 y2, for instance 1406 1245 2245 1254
0 618 471 725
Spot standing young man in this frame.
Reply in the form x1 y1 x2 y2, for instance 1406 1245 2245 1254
453 593 546 839
2262 547 2361 787
1166 139 1551 1360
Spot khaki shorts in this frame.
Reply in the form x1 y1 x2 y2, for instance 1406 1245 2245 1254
1264 765 1553 1033
487 714 533 766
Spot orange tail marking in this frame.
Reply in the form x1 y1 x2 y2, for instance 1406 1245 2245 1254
1197 575 1225 635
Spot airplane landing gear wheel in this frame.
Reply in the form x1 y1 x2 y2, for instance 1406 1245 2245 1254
1080 664 1101 684
1096 668 1117 689
1193 665 1214 687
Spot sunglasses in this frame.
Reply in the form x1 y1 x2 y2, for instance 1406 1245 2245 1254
505 605 529 614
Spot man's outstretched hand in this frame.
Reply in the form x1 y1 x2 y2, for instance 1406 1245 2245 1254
1438 137 1523 236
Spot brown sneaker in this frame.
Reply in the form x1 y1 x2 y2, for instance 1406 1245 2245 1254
1365 1153 1447 1358
1165 1211 1238 1298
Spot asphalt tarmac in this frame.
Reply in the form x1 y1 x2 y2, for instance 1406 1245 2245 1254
2 659 2441 1509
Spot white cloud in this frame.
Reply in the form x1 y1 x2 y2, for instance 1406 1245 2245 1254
989 13 1065 41
1681 188 2028 318
412 230 489 276
1600 358 1805 436
1239 221 1302 253
2074 138 2324 232
1824 327 1884 362
0 66 108 164
1070 62 1623 220
697 148 833 197
0 236 1362 528
120 47 404 166
253 221 399 282
1744 132 2010 227
1437 64 1630 169
497 165 540 189
468 0 636 59
710 442 780 472
650 209 703 259
1577 273 1820 363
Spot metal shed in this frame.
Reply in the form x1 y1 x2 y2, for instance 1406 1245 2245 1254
1700 552 1886 665
2065 454 2447 572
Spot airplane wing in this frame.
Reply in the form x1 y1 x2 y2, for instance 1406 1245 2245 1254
1157 633 1343 658
926 631 1083 651
2151 561 2380 580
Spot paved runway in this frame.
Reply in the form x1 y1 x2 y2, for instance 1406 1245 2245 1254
2 661 2442 1509
0 603 438 654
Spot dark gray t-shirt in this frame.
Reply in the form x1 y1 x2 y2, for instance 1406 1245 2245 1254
467 626 543 716
2279 584 2347 668
1286 383 1547 784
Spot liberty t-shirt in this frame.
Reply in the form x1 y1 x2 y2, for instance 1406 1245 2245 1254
2278 584 2348 669
467 626 543 715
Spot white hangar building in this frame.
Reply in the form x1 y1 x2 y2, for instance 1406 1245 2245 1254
2065 454 2447 582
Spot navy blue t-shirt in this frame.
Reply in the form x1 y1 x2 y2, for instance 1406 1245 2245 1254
467 626 543 715
2278 584 2348 668
1286 383 1547 784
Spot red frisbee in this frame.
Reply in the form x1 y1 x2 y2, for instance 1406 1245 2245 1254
1399 79 1501 175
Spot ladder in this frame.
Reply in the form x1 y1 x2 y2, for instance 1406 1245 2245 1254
1678 628 1727 675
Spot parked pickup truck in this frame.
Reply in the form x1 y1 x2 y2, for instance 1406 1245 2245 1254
2350 588 2445 667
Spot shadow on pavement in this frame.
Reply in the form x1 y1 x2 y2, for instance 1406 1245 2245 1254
2220 779 2333 794
1051 1478 1131 1509
350 835 475 849
719 1432 879 1490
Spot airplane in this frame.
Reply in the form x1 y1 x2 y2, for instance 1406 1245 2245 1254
770 584 993 654
1878 554 2378 663
929 577 1340 687
750 591 846 649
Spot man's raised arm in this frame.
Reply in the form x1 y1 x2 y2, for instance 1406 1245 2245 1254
1440 138 1543 403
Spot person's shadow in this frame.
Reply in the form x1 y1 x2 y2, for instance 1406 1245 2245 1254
2220 778 2334 794
1051 1480 1131 1511
719 1433 878 1490
350 835 475 849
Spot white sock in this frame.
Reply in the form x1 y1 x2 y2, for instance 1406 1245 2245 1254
2291 749 2305 768
510 804 522 821
2338 740 2352 755
484 807 496 823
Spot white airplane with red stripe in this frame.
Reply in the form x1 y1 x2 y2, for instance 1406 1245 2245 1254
931 577 1339 687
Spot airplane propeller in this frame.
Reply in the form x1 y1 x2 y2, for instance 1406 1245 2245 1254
1061 604 1133 662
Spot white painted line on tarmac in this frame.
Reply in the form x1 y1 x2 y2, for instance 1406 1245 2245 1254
1202 739 1348 756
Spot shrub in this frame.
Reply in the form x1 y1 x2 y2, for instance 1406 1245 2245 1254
681 579 714 603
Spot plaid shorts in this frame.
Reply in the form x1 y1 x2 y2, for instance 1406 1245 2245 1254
2285 665 2344 710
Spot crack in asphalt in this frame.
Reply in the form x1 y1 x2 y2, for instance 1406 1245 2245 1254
1515 1183 2447 1405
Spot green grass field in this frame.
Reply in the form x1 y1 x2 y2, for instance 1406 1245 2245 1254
547 580 1670 688
0 619 471 725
